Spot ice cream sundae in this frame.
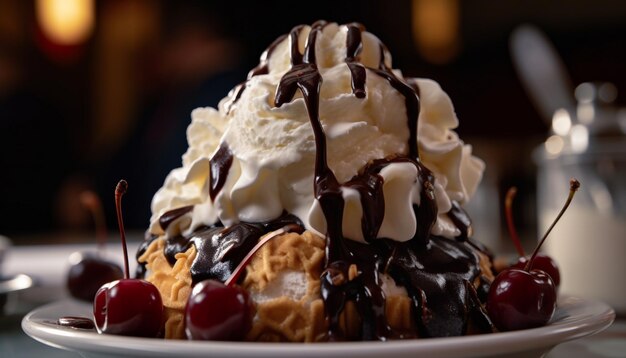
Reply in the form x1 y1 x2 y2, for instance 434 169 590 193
135 21 495 341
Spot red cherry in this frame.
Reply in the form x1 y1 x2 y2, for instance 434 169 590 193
488 179 579 331
184 224 300 341
94 279 163 337
92 180 163 337
487 269 556 331
512 254 560 287
185 280 253 340
504 187 561 288
67 191 124 301
67 252 123 301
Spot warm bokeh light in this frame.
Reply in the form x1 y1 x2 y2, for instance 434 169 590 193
411 0 460 64
570 124 589 153
577 103 595 125
551 108 572 136
544 135 564 155
36 0 94 45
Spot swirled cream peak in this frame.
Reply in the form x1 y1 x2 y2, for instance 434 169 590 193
149 22 484 242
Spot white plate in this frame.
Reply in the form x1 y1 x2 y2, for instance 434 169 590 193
22 296 615 358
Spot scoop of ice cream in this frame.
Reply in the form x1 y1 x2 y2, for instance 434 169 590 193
148 22 483 242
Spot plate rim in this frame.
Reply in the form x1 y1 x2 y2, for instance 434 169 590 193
21 295 616 358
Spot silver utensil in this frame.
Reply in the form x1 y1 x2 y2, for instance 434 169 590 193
0 274 34 295
510 24 576 125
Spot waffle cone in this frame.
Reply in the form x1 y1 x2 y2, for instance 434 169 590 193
137 231 490 340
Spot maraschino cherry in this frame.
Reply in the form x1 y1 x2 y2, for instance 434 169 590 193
93 180 163 337
487 179 580 332
67 191 123 301
185 224 300 341
504 187 560 287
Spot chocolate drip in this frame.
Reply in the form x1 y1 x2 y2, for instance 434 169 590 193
159 205 193 231
209 142 233 201
273 20 348 269
321 240 393 341
345 172 385 242
269 22 492 340
224 82 245 115
415 163 438 244
314 168 395 339
274 22 401 340
226 34 288 114
464 280 495 333
230 22 331 113
447 201 472 240
162 213 303 285
248 34 288 79
311 19 331 30
407 78 421 98
345 23 366 98
289 25 305 65
57 316 95 330
165 226 253 284
364 157 437 244
388 236 484 337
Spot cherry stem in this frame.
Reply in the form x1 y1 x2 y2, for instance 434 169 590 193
80 191 107 253
114 180 130 279
224 224 300 287
525 178 580 272
504 187 526 257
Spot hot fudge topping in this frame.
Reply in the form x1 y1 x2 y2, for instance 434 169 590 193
138 21 491 341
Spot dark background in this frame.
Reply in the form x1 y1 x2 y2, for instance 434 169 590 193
0 0 624 251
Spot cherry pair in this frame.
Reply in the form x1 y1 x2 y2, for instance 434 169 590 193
92 180 163 337
487 179 579 331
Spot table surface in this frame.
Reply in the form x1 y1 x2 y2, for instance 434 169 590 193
1 242 625 358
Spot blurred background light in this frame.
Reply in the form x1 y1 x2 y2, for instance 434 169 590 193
544 135 564 155
36 0 94 45
551 108 572 136
576 103 595 125
0 0 624 238
411 0 459 64
570 124 589 153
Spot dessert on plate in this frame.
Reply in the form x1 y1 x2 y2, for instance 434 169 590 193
135 21 496 341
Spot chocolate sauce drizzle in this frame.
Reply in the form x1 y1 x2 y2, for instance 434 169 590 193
159 205 193 231
345 23 366 98
248 34 288 79
225 34 288 115
139 22 493 341
57 316 95 330
271 21 491 340
136 210 303 284
447 201 472 240
209 142 233 200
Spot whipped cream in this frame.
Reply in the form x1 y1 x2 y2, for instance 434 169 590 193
149 22 484 242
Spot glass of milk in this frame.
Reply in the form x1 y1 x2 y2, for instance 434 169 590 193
535 100 626 315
